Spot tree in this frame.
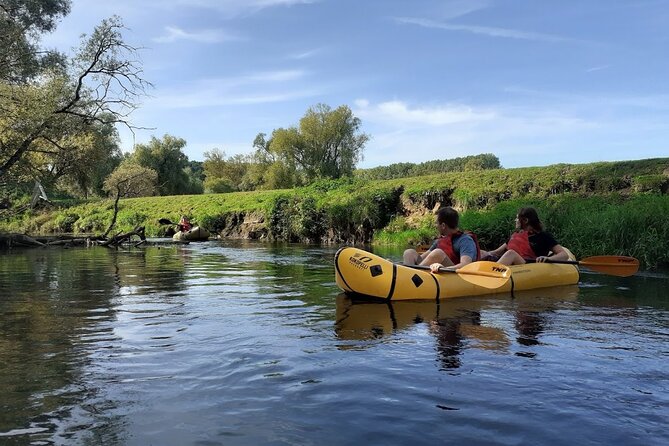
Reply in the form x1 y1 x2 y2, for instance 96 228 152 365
0 0 71 83
132 134 199 196
103 161 156 198
268 104 369 182
203 148 254 192
19 118 123 197
0 15 150 183
244 133 298 190
102 161 156 237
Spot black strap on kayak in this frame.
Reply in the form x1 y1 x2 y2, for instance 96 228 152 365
430 274 440 301
386 264 397 301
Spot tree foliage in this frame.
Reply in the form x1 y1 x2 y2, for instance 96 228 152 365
0 0 71 82
355 153 501 180
268 103 368 182
21 119 123 198
103 161 157 198
202 148 252 193
246 132 298 190
0 12 150 198
132 134 201 195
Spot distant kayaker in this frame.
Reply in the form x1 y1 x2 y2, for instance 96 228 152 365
480 207 569 265
403 206 480 272
177 215 192 233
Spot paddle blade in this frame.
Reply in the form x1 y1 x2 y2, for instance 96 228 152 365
159 218 174 225
450 261 512 289
579 256 640 277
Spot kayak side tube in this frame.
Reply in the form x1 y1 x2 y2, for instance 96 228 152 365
334 247 579 301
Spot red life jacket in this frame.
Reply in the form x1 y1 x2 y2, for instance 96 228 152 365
436 231 481 264
506 230 536 260
179 217 192 232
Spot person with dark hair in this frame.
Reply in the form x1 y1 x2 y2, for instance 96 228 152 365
177 215 192 233
403 206 480 271
480 207 569 265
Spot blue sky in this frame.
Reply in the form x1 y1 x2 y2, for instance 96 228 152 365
43 0 669 168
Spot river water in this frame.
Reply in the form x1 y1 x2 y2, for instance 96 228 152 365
0 241 667 445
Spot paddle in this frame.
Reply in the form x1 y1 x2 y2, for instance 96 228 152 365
404 261 512 289
159 218 174 225
531 255 639 277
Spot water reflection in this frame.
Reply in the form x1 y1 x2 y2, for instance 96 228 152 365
1 242 666 445
335 285 580 368
0 246 190 443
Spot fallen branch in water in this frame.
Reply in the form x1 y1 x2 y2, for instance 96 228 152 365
0 233 46 248
99 226 146 248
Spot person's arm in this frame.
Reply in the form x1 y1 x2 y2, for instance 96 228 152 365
419 239 439 263
536 244 569 262
489 243 507 257
452 255 473 270
429 254 474 272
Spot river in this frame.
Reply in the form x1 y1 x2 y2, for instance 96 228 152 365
0 241 667 445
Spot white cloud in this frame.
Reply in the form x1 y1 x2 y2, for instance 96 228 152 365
288 48 323 60
394 17 576 43
586 65 611 73
354 100 495 126
247 70 308 82
152 26 241 43
353 98 604 168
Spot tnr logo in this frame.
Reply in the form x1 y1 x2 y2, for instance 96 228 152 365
492 266 507 273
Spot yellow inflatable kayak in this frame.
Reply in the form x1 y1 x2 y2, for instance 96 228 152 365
334 246 579 300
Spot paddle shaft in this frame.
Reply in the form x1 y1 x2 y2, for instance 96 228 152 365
528 257 635 267
402 262 511 280
404 263 457 273
528 255 639 277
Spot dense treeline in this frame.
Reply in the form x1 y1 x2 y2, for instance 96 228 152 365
354 153 501 180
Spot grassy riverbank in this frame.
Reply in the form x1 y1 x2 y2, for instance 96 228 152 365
3 158 669 267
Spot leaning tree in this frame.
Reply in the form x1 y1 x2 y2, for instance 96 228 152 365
0 13 150 184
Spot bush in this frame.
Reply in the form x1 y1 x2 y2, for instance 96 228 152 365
632 175 667 193
205 178 234 194
54 212 80 233
119 211 149 228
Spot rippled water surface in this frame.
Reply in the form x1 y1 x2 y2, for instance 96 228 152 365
1 241 667 445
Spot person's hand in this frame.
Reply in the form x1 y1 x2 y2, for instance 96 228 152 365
429 263 442 273
536 256 549 263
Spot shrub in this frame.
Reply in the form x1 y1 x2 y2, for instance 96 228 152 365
54 212 80 233
632 175 667 193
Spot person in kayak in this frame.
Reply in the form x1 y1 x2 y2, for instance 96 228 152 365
403 206 480 272
177 215 192 233
480 207 569 265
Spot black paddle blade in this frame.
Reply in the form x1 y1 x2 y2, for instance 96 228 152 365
159 218 174 225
